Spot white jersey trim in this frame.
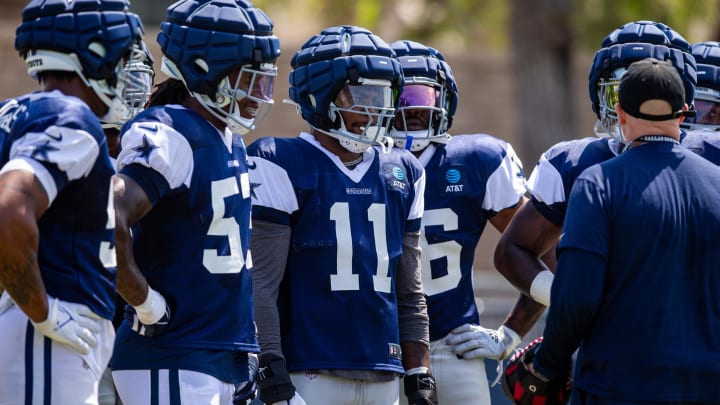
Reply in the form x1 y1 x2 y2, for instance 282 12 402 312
0 158 57 205
527 154 565 205
299 132 376 183
117 121 194 189
483 143 526 211
248 156 299 214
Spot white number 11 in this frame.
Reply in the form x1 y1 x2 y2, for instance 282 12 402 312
329 202 392 293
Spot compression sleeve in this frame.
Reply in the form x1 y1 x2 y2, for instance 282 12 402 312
251 219 291 357
397 230 430 345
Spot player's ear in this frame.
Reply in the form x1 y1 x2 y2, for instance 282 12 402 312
615 103 627 125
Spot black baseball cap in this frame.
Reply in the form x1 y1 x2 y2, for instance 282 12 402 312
619 58 694 121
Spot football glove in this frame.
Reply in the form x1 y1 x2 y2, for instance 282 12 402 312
501 337 572 405
446 324 521 360
124 288 171 337
404 369 438 405
258 353 301 404
32 297 102 355
233 353 259 405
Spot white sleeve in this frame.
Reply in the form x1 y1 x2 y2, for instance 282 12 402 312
526 153 566 205
248 156 298 214
482 143 526 211
116 121 193 189
2 125 100 204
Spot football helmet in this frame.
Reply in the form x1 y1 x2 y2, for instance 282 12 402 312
104 40 155 129
589 20 696 143
682 41 720 131
389 40 458 152
15 0 144 124
157 0 281 134
289 25 403 153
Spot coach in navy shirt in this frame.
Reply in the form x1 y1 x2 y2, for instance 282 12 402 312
531 58 720 404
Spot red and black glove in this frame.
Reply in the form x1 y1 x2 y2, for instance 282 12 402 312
501 337 572 405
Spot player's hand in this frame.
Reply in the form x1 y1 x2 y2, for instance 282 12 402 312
501 337 572 405
446 324 521 360
32 297 102 355
404 371 438 405
124 303 171 337
124 287 171 337
233 353 259 405
258 353 300 404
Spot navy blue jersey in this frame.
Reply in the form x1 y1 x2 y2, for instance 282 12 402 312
527 137 620 226
0 90 116 319
418 135 525 341
111 105 257 380
247 133 425 373
539 142 720 402
529 133 720 227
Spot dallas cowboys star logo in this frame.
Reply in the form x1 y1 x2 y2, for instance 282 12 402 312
30 141 59 161
133 135 159 164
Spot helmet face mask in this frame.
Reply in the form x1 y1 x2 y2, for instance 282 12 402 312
684 92 720 129
594 68 625 141
589 21 697 143
214 63 277 134
683 41 720 131
391 80 448 152
157 0 282 134
288 25 404 153
388 40 457 152
329 79 396 153
104 41 155 128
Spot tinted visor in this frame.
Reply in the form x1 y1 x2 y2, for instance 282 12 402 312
688 98 720 126
336 84 393 109
237 66 276 102
398 84 440 108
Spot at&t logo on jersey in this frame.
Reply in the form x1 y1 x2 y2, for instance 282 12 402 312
445 168 464 192
390 166 407 191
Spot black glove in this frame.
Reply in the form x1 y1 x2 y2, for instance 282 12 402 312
501 337 572 405
233 353 259 405
404 372 438 405
124 303 171 337
257 353 296 404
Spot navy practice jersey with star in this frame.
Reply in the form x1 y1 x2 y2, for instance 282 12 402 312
111 105 257 379
527 133 720 226
247 133 425 373
416 134 525 341
0 90 116 319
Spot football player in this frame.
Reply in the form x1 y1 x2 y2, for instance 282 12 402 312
680 41 720 164
0 0 143 403
109 0 280 404
248 25 437 404
494 20 698 329
532 57 720 404
388 40 529 404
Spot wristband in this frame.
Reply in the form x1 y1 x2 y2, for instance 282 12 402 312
404 372 438 405
529 269 553 306
134 287 167 325
405 367 429 376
